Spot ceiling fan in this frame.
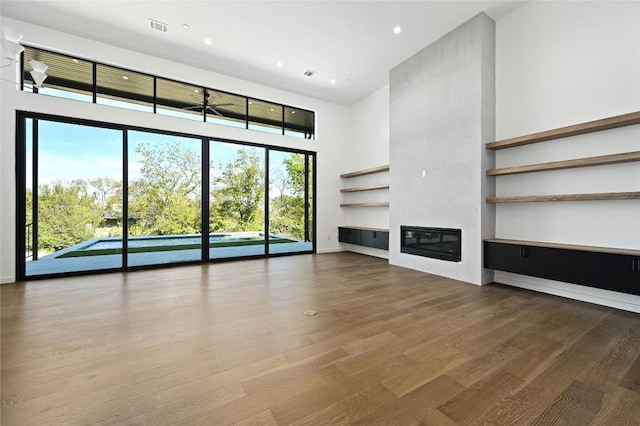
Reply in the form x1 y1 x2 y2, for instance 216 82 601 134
184 90 234 117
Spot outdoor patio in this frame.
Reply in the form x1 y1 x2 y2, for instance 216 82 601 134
26 234 312 276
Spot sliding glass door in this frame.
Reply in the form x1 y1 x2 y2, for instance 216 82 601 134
24 120 123 276
268 150 313 254
18 113 314 279
209 141 266 259
127 131 202 267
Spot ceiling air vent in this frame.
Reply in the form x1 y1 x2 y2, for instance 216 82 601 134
303 69 317 77
148 19 168 34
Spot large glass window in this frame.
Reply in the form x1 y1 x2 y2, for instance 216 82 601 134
156 78 205 121
209 141 266 259
248 99 283 134
18 114 315 279
205 89 247 129
23 48 93 102
25 120 123 276
21 46 315 139
127 132 202 267
285 106 315 139
96 64 154 112
268 150 313 254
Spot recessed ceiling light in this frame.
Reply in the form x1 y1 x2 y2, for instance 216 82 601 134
270 108 275 111
248 101 253 105
330 78 336 84
122 76 129 80
72 58 79 63
194 89 199 93
393 25 402 34
291 110 296 114
204 38 212 45
276 61 283 67
182 24 189 29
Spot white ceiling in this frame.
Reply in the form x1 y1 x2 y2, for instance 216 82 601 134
1 0 526 105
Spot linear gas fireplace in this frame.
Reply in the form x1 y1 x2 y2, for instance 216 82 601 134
400 226 461 262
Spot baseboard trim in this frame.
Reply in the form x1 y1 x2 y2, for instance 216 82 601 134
317 248 345 254
1 276 16 284
494 271 640 313
341 244 389 260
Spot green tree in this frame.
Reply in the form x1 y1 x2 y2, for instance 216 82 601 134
210 148 264 232
269 154 307 241
89 177 122 219
37 179 103 252
284 154 305 197
128 142 201 236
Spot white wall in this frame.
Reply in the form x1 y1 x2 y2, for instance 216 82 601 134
0 17 349 283
337 85 390 258
346 85 390 171
495 1 640 311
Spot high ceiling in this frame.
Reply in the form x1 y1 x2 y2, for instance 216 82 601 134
1 1 525 105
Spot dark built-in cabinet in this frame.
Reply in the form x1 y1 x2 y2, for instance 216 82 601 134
484 239 640 296
338 227 389 250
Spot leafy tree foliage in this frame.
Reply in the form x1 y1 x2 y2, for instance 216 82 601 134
37 179 103 251
89 177 122 218
30 143 311 255
269 154 307 241
128 142 201 236
210 148 264 232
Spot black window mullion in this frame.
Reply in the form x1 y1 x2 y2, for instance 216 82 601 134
32 119 39 261
122 129 129 269
15 115 27 279
264 148 270 256
304 154 310 243
20 50 25 91
312 153 317 253
92 62 97 103
201 138 210 262
153 77 157 114
245 98 249 129
203 89 207 122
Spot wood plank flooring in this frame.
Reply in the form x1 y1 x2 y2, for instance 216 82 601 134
1 252 639 425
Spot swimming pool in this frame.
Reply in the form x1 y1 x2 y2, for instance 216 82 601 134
85 233 264 250
56 232 295 258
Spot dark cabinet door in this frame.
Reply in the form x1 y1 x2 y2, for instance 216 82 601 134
373 231 389 250
339 228 388 250
484 242 523 274
363 230 389 250
523 246 573 283
360 230 375 247
338 227 361 245
571 251 639 295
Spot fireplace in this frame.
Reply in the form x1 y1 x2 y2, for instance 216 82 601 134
400 226 461 262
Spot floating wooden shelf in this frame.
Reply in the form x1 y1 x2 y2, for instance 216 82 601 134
340 165 390 178
486 111 640 150
487 192 640 203
340 225 389 232
487 151 640 176
340 202 390 207
340 184 390 192
485 238 640 257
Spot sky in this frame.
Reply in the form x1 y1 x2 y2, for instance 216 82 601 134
26 118 297 193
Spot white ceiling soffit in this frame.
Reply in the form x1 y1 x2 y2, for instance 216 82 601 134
0 1 526 106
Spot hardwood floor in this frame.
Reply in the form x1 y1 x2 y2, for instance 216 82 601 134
1 252 639 425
